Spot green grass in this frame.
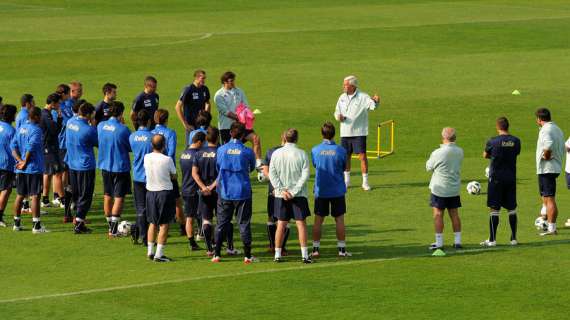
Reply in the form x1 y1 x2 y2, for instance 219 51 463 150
1 0 570 318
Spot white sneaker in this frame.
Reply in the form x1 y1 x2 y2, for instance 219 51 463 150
338 250 352 257
540 230 557 236
195 234 203 241
480 240 496 247
226 248 241 255
13 225 22 231
244 256 259 264
564 219 570 228
32 226 49 234
0 220 6 227
510 239 518 246
52 198 64 208
361 183 371 191
21 207 32 214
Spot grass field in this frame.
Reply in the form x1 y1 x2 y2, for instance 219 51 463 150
1 0 570 319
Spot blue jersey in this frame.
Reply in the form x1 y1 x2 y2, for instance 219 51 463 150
15 107 28 130
129 127 153 183
187 126 207 145
11 122 44 174
58 98 76 150
180 147 200 196
216 139 256 200
97 117 131 173
311 140 347 198
193 145 218 187
151 124 177 161
0 121 16 172
64 117 97 171
485 134 521 184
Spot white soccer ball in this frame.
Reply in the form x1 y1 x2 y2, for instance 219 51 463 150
485 167 490 178
466 181 481 195
118 221 132 236
257 172 268 183
535 217 548 231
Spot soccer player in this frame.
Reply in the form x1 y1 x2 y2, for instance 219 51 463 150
16 94 34 130
480 117 521 247
55 84 74 220
269 128 312 263
130 76 159 130
426 128 464 250
144 134 178 262
65 102 98 234
334 75 380 191
180 131 205 251
176 69 211 139
129 110 153 245
97 101 132 237
94 83 117 124
311 122 351 257
11 106 47 233
151 109 186 236
39 93 65 209
192 127 220 256
534 108 565 236
187 110 211 144
213 122 257 263
0 104 17 227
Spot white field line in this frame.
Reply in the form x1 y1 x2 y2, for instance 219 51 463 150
0 2 65 11
0 248 494 304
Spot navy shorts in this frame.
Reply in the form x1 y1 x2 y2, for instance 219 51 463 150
146 190 176 225
172 180 181 198
44 152 64 175
538 173 559 197
59 149 68 170
430 194 461 210
183 194 199 218
16 173 43 197
198 192 217 220
0 170 15 191
267 195 276 219
274 197 311 221
314 196 346 217
487 180 516 210
341 136 367 155
102 170 132 197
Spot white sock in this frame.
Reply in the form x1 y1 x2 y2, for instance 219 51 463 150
301 246 309 259
435 233 443 247
111 216 119 222
541 205 547 217
337 240 346 248
362 173 369 185
313 240 320 248
147 242 155 256
32 217 40 222
274 248 282 259
75 217 84 222
255 159 262 168
156 244 164 258
105 216 111 223
548 223 556 232
344 171 350 186
454 232 461 245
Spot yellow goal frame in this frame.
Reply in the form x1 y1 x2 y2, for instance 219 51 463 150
351 120 395 159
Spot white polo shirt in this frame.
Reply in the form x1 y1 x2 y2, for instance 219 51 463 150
144 151 176 192
536 122 564 175
334 90 378 137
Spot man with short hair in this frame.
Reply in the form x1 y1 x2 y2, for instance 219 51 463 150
129 110 154 245
130 76 159 130
311 122 350 257
534 108 565 236
94 83 117 124
187 110 211 144
16 94 34 130
0 104 17 227
426 127 464 250
213 122 257 263
269 128 312 263
176 69 211 136
334 75 380 191
65 102 98 234
11 106 47 233
480 117 521 247
97 101 132 237
144 134 178 262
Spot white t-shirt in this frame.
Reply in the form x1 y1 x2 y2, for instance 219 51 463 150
144 152 176 192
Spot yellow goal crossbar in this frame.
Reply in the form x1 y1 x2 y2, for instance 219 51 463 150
351 120 395 159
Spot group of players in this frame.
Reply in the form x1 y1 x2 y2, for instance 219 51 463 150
0 72 380 263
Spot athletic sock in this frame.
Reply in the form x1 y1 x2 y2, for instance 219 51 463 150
344 171 350 187
548 222 556 233
255 159 263 168
14 216 21 227
540 205 547 218
454 232 461 245
244 245 252 259
227 223 234 250
489 211 499 242
188 236 197 248
32 217 41 230
301 246 309 259
274 248 282 259
283 225 290 250
508 210 517 240
362 173 369 185
22 199 29 210
110 216 120 234
53 192 59 200
105 216 111 230
313 240 321 250
156 244 164 258
266 222 276 249
203 224 213 251
435 233 443 247
0 209 4 221
42 196 49 204
147 242 155 256
337 240 346 248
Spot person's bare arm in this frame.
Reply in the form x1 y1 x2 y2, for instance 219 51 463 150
483 151 490 159
175 100 191 131
204 99 211 113
543 149 552 160
130 111 138 129
192 166 210 195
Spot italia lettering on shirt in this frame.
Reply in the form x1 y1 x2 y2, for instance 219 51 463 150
202 152 216 158
134 135 148 142
227 149 241 155
181 153 192 160
68 123 80 132
102 124 116 132
501 141 515 147
320 150 336 156
19 128 28 135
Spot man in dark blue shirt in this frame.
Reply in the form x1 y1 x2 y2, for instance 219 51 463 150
213 122 256 263
94 83 117 125
0 104 17 227
130 76 159 130
175 70 211 134
480 117 521 247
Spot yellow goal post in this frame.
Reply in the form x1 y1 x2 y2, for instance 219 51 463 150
351 120 395 159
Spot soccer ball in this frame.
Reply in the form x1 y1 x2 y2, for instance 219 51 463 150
485 167 490 178
118 221 132 236
466 181 481 195
564 219 570 228
535 217 548 231
257 172 268 183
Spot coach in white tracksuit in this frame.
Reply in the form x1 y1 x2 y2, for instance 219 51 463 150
334 75 380 191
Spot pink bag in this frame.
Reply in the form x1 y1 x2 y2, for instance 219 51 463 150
236 102 255 130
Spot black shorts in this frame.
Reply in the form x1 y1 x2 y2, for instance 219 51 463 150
314 196 346 217
16 173 43 196
274 197 311 221
183 194 199 218
242 129 255 143
538 173 559 197
267 195 275 218
0 170 15 191
487 180 516 210
198 192 217 220
430 194 461 210
102 170 132 197
59 149 68 170
341 136 367 154
146 190 176 225
220 129 231 145
172 180 181 198
44 152 64 175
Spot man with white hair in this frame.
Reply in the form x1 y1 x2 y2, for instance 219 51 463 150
426 127 464 250
334 75 380 191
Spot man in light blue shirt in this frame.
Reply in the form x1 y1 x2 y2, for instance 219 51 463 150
0 104 17 227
